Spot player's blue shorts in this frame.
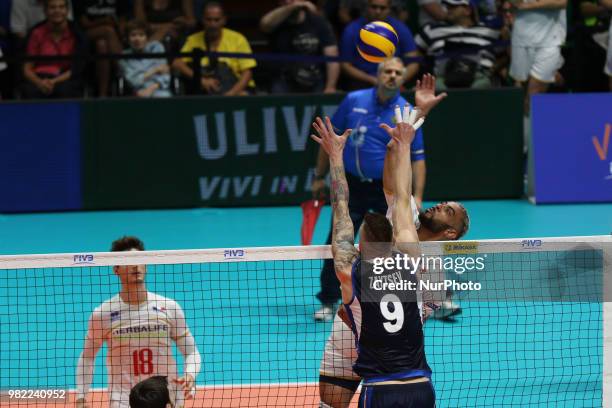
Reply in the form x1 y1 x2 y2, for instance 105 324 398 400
358 381 435 408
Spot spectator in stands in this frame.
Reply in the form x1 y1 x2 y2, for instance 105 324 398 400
418 0 448 27
11 0 73 39
415 0 500 89
260 0 339 94
603 0 612 90
120 19 171 97
337 0 409 25
339 0 419 90
74 1 129 97
506 0 567 114
21 0 85 99
570 0 610 91
0 0 9 99
172 2 256 95
134 0 196 44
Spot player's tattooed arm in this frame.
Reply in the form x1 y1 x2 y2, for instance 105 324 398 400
329 163 358 274
310 117 357 292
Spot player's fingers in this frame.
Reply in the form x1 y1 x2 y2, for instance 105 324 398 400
340 129 352 140
412 117 425 131
379 123 393 136
408 107 418 125
314 117 325 133
324 116 335 135
310 133 322 143
312 121 324 137
402 105 410 124
415 79 421 89
394 105 402 124
436 92 448 101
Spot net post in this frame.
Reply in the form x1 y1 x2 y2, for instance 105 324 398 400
603 240 612 407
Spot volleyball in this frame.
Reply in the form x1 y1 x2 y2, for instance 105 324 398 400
357 21 399 63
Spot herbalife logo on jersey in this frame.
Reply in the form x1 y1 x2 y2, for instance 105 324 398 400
110 311 120 322
152 306 166 313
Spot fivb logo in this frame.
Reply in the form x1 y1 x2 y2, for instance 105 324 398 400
73 254 95 265
521 239 542 250
592 123 612 180
224 249 245 260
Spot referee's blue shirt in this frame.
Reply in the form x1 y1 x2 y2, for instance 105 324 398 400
340 17 417 76
331 88 425 181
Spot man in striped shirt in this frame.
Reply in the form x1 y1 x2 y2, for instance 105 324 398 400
415 0 500 89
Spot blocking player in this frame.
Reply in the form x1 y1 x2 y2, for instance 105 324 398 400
311 110 436 407
317 75 469 407
75 236 201 408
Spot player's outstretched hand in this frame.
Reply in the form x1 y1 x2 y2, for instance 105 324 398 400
380 105 421 147
173 374 195 400
310 116 351 160
415 73 447 117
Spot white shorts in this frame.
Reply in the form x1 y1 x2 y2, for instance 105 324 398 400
510 45 564 83
319 313 359 381
384 193 420 230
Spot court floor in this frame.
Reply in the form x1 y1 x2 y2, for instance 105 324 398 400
1 199 611 255
0 199 611 407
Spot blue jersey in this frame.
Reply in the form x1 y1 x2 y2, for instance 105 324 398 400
340 17 417 76
345 254 431 382
331 88 425 180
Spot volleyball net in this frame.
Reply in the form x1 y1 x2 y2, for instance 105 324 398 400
0 236 610 407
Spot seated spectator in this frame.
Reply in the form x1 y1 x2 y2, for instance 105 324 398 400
416 0 500 89
417 0 448 28
0 48 7 99
11 0 73 40
603 0 612 90
119 19 171 97
21 0 85 99
134 0 195 44
260 0 339 94
339 0 419 90
129 376 173 408
74 0 129 97
0 0 9 99
569 0 610 91
172 2 256 96
338 0 408 24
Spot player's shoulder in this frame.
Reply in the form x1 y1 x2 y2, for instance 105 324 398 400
92 294 121 314
397 94 410 107
148 292 184 312
347 87 375 102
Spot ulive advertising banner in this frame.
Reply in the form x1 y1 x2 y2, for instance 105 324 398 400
532 93 612 203
81 95 341 208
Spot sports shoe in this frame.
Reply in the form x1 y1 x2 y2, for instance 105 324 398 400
433 300 462 320
314 304 335 321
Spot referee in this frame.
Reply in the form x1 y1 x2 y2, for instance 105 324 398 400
312 57 426 321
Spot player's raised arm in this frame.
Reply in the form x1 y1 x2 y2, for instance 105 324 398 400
381 108 422 256
75 312 105 408
414 73 447 118
172 303 202 400
310 116 357 304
